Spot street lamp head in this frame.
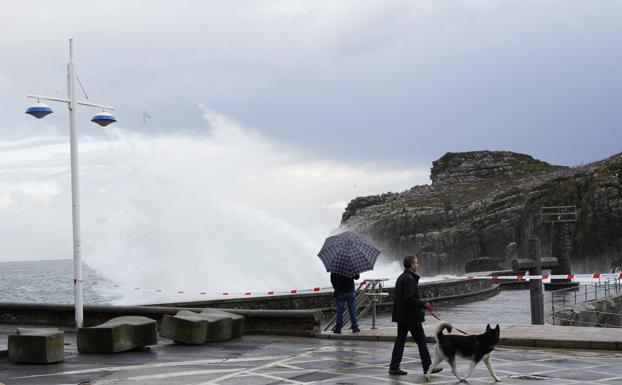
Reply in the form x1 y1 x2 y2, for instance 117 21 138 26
25 102 54 119
91 111 117 127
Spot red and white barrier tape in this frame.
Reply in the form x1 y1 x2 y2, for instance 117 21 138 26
465 273 622 281
76 272 622 298
80 280 369 297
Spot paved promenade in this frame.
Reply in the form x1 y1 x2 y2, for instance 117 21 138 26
318 323 622 351
1 324 622 385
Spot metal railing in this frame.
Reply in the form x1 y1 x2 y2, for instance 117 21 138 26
364 279 390 329
547 279 622 327
323 278 388 332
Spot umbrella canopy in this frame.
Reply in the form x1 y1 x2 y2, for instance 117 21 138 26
317 230 380 277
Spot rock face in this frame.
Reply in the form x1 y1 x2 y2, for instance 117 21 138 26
341 151 622 275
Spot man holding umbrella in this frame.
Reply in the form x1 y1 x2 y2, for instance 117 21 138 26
318 230 380 334
330 272 361 333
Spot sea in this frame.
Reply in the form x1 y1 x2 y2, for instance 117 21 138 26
0 259 120 305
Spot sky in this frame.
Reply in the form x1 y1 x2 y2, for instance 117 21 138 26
0 1 620 298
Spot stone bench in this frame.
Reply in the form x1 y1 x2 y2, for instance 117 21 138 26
160 309 244 344
8 327 64 364
78 316 157 353
202 309 244 338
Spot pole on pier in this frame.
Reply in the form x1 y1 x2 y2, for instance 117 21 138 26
528 239 545 325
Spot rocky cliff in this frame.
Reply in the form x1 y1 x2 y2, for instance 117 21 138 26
341 151 622 275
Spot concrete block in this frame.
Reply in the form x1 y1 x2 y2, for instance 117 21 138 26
78 316 157 353
160 310 209 344
159 309 245 344
535 338 583 350
500 337 535 348
8 327 64 364
201 309 245 338
231 309 319 336
197 311 234 342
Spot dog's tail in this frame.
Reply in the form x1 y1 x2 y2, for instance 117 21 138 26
435 321 452 341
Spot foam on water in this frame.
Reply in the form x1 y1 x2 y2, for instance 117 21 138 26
0 107 429 304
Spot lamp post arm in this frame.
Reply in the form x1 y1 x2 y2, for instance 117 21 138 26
27 94 70 104
28 95 114 110
77 101 115 110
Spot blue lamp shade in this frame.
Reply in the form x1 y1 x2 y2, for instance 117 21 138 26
91 111 117 127
25 102 54 119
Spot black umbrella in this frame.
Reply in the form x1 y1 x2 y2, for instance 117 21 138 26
317 230 380 276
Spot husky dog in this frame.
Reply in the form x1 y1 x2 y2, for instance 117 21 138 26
425 322 501 382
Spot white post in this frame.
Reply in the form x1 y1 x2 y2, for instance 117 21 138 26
26 40 115 328
67 38 84 328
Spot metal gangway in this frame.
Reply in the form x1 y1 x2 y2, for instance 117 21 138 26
548 278 622 327
323 278 389 332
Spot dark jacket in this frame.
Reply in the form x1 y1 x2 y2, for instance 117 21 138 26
330 273 360 294
391 270 427 323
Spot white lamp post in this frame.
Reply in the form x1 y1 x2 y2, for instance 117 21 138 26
25 38 116 328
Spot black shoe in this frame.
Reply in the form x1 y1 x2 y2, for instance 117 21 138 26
352 327 360 333
424 367 443 375
389 369 408 375
332 329 341 334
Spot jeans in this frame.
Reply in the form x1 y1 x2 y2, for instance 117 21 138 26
389 322 432 371
335 291 358 331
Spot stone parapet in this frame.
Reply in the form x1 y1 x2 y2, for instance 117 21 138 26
152 278 498 311
0 303 321 337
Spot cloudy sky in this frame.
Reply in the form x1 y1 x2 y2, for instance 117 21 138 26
2 0 620 164
0 1 620 297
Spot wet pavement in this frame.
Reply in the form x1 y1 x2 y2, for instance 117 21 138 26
1 334 622 385
355 285 621 330
356 289 550 329
318 322 622 351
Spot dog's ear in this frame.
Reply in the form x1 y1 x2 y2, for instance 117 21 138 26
495 324 500 331
486 324 491 331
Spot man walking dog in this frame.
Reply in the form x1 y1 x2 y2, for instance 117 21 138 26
389 255 443 376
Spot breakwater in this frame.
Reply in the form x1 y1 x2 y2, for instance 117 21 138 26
149 278 500 314
0 303 321 337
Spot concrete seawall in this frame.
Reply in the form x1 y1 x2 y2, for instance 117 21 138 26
152 278 500 312
0 303 321 337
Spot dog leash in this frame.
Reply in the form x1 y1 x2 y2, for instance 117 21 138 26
427 303 469 336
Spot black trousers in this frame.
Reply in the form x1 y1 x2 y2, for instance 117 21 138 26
389 322 432 371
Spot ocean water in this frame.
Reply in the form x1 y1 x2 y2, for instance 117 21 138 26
0 259 451 305
0 259 120 305
3 259 613 316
